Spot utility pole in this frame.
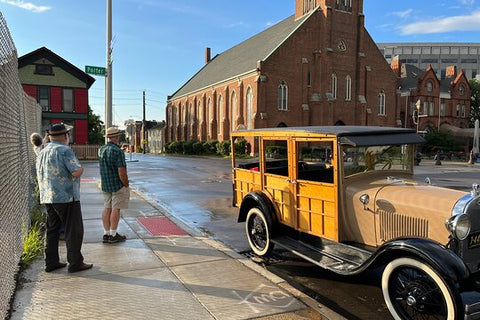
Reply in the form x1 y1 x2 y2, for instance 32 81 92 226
105 0 113 143
142 90 146 154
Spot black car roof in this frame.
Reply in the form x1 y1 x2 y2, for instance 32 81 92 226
232 126 425 146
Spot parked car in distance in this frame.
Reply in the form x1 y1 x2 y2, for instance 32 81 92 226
231 126 480 320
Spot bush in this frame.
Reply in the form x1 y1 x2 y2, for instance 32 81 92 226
266 145 287 156
192 141 205 154
203 140 218 154
217 140 231 156
234 139 248 155
168 141 184 154
183 140 197 155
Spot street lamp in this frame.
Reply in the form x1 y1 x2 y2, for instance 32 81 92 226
415 99 421 133
412 99 427 133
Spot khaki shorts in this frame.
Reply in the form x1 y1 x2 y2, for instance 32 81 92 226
103 186 130 209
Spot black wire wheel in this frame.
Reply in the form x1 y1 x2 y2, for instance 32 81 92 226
245 207 274 256
382 257 461 320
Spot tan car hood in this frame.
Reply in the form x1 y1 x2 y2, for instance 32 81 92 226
342 174 467 246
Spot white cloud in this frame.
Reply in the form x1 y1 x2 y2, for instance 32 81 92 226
0 0 51 13
400 10 480 34
392 9 413 19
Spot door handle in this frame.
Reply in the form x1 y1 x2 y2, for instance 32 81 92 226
284 178 297 184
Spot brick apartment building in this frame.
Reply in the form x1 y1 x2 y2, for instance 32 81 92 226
166 0 401 144
18 47 95 144
393 56 471 133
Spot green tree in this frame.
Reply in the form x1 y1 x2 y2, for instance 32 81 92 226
469 79 480 127
87 105 104 145
423 130 460 154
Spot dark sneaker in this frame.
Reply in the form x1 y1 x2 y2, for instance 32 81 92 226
108 233 126 243
102 234 110 243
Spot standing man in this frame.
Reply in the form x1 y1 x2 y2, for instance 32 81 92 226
98 127 129 243
36 123 92 273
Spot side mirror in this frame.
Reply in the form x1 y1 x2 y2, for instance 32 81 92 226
359 194 370 210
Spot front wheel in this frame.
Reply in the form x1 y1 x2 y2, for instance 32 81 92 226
382 257 462 320
245 207 274 256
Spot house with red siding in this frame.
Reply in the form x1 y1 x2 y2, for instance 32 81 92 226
18 47 95 144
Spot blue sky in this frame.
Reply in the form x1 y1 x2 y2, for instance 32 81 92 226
1 0 479 127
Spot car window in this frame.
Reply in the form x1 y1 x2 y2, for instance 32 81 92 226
264 139 289 177
342 144 413 177
297 140 334 183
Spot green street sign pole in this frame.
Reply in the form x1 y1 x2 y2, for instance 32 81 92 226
85 65 106 77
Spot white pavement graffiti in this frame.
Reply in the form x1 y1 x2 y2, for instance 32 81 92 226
232 284 297 313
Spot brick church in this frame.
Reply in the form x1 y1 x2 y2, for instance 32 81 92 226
166 0 402 143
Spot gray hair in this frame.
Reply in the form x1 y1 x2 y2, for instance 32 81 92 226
30 133 43 147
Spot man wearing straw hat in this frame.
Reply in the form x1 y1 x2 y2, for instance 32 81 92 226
36 123 93 273
98 127 130 243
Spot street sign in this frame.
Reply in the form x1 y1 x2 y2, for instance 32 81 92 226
85 65 106 76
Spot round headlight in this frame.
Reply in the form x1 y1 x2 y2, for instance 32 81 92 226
446 214 471 240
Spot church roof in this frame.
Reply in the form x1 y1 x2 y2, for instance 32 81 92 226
169 13 311 100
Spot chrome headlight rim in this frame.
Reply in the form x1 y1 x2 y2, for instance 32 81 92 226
446 214 471 241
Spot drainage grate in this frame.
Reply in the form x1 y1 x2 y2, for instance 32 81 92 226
239 250 284 265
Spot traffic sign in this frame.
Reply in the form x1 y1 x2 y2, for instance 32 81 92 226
85 65 106 76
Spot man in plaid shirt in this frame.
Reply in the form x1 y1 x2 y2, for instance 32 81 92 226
98 127 130 243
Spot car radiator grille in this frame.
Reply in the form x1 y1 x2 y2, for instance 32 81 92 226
379 210 429 242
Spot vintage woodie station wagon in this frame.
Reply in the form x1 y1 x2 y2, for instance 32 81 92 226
230 126 480 320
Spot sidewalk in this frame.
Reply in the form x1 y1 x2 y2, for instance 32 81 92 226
9 168 334 319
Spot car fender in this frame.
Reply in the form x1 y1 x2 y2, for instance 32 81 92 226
237 191 277 226
371 238 469 282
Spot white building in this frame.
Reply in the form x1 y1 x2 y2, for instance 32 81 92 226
377 43 480 80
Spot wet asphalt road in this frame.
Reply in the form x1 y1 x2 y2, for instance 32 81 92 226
84 154 480 320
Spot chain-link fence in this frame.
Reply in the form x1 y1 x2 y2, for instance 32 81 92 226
0 12 42 318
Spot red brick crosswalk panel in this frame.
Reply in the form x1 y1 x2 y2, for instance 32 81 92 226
137 216 187 236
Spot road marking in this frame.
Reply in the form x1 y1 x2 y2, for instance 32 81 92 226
232 284 297 313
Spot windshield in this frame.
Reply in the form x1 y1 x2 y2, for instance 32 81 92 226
342 144 414 177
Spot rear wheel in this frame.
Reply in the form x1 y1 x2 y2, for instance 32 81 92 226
245 207 274 256
382 257 461 320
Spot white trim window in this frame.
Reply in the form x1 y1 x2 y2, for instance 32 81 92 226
429 101 434 116
197 101 203 122
462 104 466 118
218 95 224 135
246 87 253 129
63 88 73 112
331 74 337 99
426 80 433 92
378 90 386 115
182 105 186 125
189 103 194 123
456 104 461 117
345 75 351 101
277 81 288 110
231 91 238 129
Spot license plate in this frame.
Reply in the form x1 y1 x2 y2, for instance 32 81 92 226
468 232 480 249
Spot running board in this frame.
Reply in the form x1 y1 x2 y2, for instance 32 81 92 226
272 236 373 274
